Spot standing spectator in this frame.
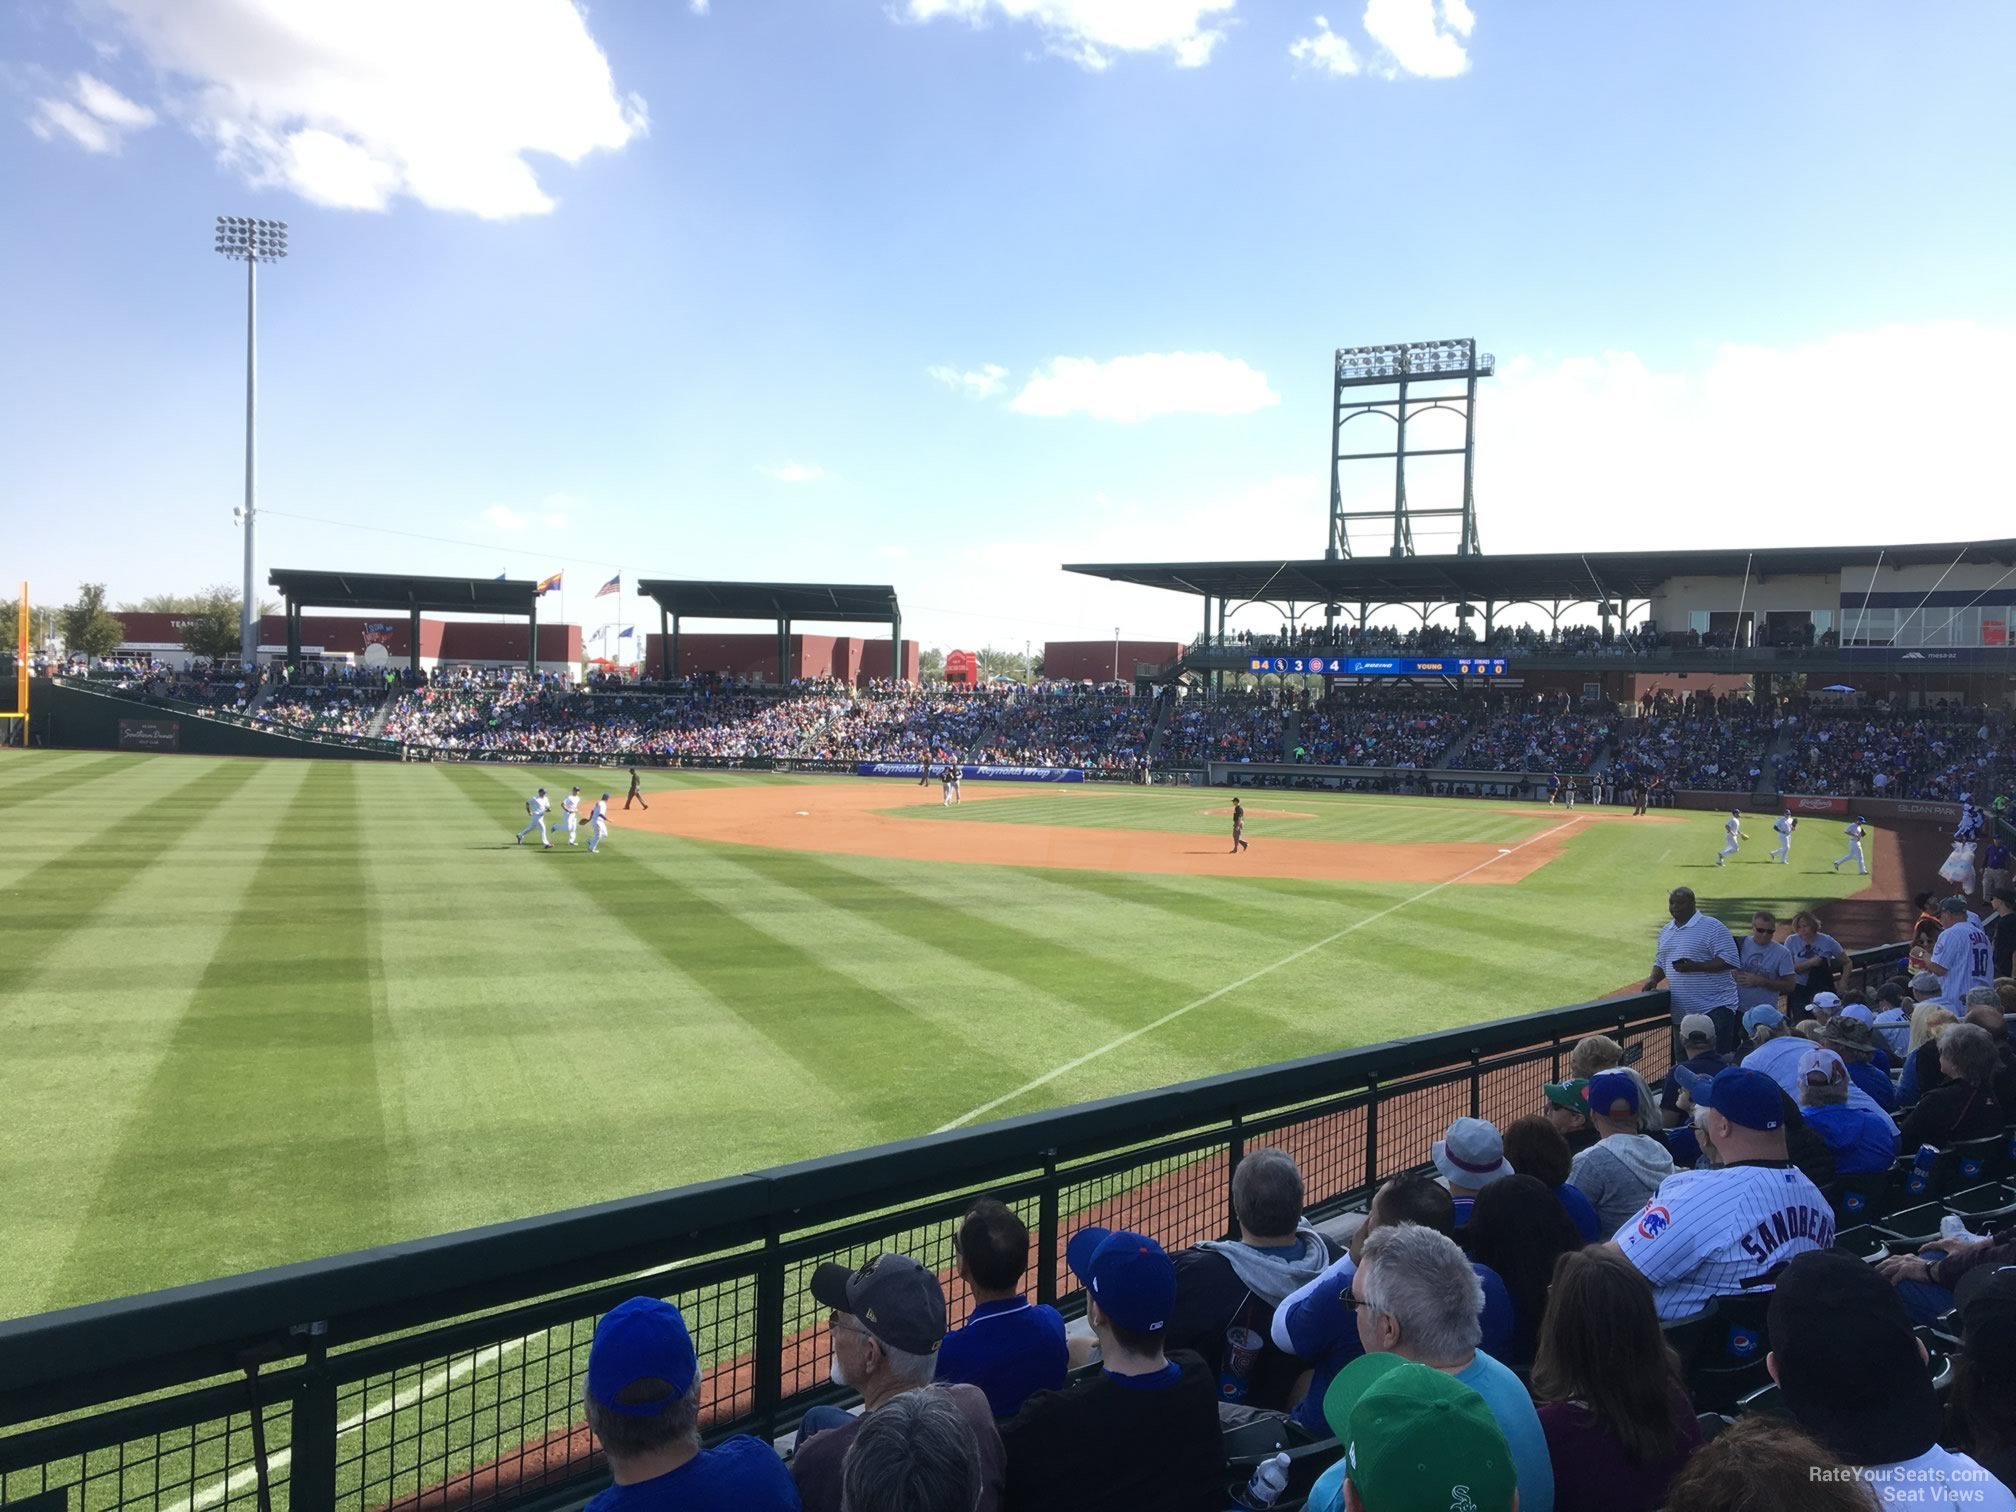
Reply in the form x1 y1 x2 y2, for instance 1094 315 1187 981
1929 896 1994 1009
1947 1267 2016 1494
1502 1114 1603 1241
792 1255 1004 1512
1662 1416 1880 1512
1327 1224 1554 1512
1986 888 2016 980
839 1388 982 1512
1765 1251 2016 1510
996 1228 1224 1512
1463 1174 1584 1370
1787 912 1846 1019
1795 1047 1898 1175
935 1201 1067 1420
1532 1248 1701 1512
1305 1354 1518 1512
1646 888 1741 1053
1567 1070 1675 1234
1432 1117 1513 1227
1659 1016 1729 1128
1166 1148 1336 1412
1542 1079 1599 1153
582 1297 800 1512
1898 1023 2006 1148
1733 912 1797 1019
1612 1068 1833 1319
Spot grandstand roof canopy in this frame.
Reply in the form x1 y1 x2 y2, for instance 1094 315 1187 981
633 579 902 622
268 569 539 615
1065 539 2016 605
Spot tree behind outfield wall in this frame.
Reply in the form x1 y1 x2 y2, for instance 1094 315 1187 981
918 647 945 682
119 590 276 615
976 646 1031 683
177 587 245 662
61 584 125 660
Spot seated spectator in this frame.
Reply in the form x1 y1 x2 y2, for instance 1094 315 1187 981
1814 1011 1896 1112
1898 1022 2006 1148
1795 1047 1898 1175
1531 1248 1701 1512
793 1255 1003 1512
1873 980 1914 1060
582 1296 799 1512
1502 1114 1602 1241
1541 1079 1598 1153
1433 1116 1513 1226
1662 1414 1882 1512
936 1200 1067 1419
1271 1173 1516 1435
1947 1267 2016 1494
1659 1015 1728 1129
996 1228 1224 1512
1568 1070 1675 1234
1306 1353 1517 1512
1963 997 2016 1107
1463 1174 1584 1370
1613 1068 1833 1319
1566 1034 1624 1081
1898 1005 1959 1103
1321 1224 1554 1512
1743 1005 1893 1118
839 1388 982 1512
1765 1251 2016 1511
1167 1148 1337 1411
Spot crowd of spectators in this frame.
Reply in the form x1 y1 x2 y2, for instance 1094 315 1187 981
380 685 853 759
253 684 388 738
971 686 1162 770
1772 705 2012 800
1462 696 1614 773
1158 692 1286 766
1610 707 1773 793
812 685 1014 763
1296 698 1470 767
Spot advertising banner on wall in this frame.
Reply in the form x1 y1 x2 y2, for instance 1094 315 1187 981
855 762 1086 784
117 718 181 752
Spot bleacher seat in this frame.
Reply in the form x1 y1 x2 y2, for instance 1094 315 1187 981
1682 1287 1777 1414
1826 1167 1894 1225
1660 1299 1718 1375
1899 1147 1961 1202
1873 1200 1949 1250
1943 1180 2016 1224
1951 1133 2009 1187
1833 1224 1889 1263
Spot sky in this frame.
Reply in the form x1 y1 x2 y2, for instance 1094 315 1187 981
3 0 2013 656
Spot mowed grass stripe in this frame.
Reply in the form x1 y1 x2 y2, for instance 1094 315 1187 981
45 764 396 1305
0 750 151 802
903 787 1559 844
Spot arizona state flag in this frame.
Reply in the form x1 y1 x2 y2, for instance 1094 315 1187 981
537 572 563 596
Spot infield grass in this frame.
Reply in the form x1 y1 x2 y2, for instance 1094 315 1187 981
0 750 1876 1322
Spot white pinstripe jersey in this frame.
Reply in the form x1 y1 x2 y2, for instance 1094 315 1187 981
1614 1163 1833 1320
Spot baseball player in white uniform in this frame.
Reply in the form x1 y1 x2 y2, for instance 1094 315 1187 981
1769 810 1796 865
516 787 553 849
559 786 583 846
1715 809 1747 867
1833 817 1870 876
587 793 611 853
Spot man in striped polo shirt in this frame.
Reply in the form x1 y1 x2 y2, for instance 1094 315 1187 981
1644 886 1741 1054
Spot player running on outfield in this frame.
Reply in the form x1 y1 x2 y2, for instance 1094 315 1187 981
1834 817 1870 876
516 787 553 848
624 767 648 810
587 793 611 853
1715 809 1747 867
1769 810 1796 865
559 786 583 846
1231 797 1249 853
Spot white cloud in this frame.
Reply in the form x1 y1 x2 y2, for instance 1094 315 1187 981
58 0 645 218
28 72 157 153
483 504 531 531
758 462 827 484
1009 352 1279 422
1288 16 1359 75
901 0 1235 70
928 363 1011 399
1362 0 1474 79
690 0 710 11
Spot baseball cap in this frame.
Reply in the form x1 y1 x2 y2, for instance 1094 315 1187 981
1322 1353 1516 1512
1939 895 1970 917
1694 1067 1785 1130
1066 1227 1176 1334
808 1253 947 1355
1585 1069 1640 1117
1541 1079 1590 1114
1798 1046 1846 1086
1767 1251 1941 1467
1839 1003 1875 1026
1910 971 1942 995
1742 1005 1785 1035
1731 808 1742 816
587 1297 698 1415
1678 1014 1717 1046
1432 1117 1513 1188
1809 991 1843 1013
1815 1017 1875 1056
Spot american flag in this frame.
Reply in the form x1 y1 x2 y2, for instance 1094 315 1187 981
596 574 620 599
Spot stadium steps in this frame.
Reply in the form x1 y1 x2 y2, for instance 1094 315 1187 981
1281 707 1302 757
1434 724 1480 767
1144 692 1178 761
242 682 275 716
363 697 396 739
1757 728 1797 798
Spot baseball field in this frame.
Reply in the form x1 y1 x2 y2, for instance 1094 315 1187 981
0 749 1899 1323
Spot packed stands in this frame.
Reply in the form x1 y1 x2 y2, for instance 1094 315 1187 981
1297 698 1471 767
974 685 1162 770
1158 692 1286 765
1610 709 1774 793
1772 707 2010 800
811 684 1014 762
1462 699 1614 773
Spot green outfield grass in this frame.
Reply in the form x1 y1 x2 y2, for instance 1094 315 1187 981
0 750 1879 1324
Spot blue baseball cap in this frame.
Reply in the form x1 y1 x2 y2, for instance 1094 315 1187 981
1697 1067 1785 1131
1585 1069 1640 1117
1066 1227 1176 1334
587 1297 698 1415
1742 1005 1785 1035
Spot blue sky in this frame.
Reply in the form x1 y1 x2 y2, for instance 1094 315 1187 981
3 1 2012 653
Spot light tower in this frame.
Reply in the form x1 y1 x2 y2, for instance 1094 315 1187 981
1327 338 1493 560
214 215 288 669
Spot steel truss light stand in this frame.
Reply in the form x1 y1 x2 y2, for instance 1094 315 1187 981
214 216 289 669
1326 337 1494 560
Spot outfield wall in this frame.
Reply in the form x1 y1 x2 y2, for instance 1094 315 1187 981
27 679 401 761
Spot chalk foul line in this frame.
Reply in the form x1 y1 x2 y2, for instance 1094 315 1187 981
932 814 1593 1133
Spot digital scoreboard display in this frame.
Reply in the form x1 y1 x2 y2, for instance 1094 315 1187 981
1247 655 1510 677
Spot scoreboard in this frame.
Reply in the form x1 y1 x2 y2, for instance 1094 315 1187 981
1246 655 1511 677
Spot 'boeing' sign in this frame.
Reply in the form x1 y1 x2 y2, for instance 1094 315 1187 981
1247 655 1510 677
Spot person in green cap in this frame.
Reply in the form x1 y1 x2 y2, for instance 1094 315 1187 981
1304 1352 1519 1512
1540 1079 1596 1153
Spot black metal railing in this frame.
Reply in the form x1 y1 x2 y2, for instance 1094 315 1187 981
0 952 1899 1512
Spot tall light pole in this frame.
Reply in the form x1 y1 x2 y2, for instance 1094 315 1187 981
214 216 288 669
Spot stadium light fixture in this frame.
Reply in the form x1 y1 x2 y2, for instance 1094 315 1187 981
214 216 288 670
